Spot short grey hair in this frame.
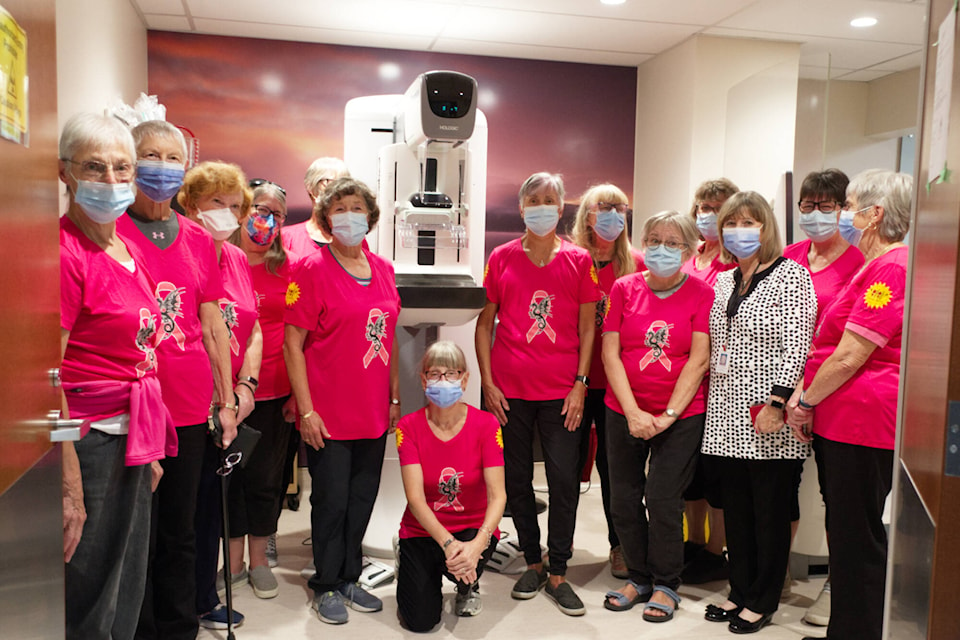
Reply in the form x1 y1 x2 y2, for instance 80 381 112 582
131 120 188 160
303 157 350 197
848 169 913 243
518 172 564 206
642 210 700 263
252 182 287 212
59 113 136 162
419 340 468 373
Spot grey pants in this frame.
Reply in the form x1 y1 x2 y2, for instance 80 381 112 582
606 409 704 590
66 429 152 640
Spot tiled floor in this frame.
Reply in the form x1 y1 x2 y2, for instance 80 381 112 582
201 469 829 640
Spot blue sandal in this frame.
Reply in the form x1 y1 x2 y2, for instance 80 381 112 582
603 580 652 612
642 585 681 622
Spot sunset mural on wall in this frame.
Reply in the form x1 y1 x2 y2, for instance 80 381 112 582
148 31 637 255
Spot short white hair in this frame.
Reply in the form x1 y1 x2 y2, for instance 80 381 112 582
59 113 135 162
847 169 912 243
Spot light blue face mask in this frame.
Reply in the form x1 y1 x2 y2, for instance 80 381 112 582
593 209 625 242
838 209 867 247
75 179 136 224
644 244 684 278
523 205 560 237
135 160 185 203
425 380 463 409
722 227 762 260
330 212 369 246
696 213 719 241
799 211 839 242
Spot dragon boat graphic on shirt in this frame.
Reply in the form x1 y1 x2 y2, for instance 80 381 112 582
526 290 556 343
135 309 160 377
363 308 390 368
155 281 187 350
595 291 609 328
639 320 674 372
435 466 465 512
219 299 240 355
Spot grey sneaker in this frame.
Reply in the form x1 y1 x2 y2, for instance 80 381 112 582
337 581 383 612
803 580 831 626
249 565 279 599
215 563 249 595
545 581 585 616
510 568 547 600
266 533 278 568
313 590 349 625
455 585 482 617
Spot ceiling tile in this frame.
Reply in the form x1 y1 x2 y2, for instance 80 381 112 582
457 0 757 26
832 68 894 82
870 49 924 71
134 0 185 14
430 37 653 67
191 18 436 50
144 14 193 31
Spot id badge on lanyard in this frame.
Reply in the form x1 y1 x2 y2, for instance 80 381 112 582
715 316 733 375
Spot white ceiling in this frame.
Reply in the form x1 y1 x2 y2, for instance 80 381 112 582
130 0 929 82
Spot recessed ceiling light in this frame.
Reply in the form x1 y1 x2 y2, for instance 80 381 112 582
850 17 878 28
601 0 626 5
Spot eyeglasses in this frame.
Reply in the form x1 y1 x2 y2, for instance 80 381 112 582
798 200 840 213
249 178 286 196
425 370 463 382
252 203 286 221
697 202 722 214
64 158 134 181
645 238 689 250
216 451 243 476
594 202 630 214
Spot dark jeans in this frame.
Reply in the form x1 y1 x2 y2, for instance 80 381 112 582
716 454 797 615
815 435 893 640
396 530 498 632
66 430 152 640
577 388 618 549
229 397 294 536
136 423 207 640
502 398 581 575
306 434 386 593
606 409 704 589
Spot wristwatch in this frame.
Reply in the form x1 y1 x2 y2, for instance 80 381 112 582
770 398 786 410
391 398 401 406
574 375 590 387
664 408 679 419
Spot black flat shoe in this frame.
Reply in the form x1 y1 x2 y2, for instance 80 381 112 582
705 604 741 622
728 612 773 634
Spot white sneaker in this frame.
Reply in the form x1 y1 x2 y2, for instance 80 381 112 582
455 585 482 617
266 533 278 568
803 580 831 626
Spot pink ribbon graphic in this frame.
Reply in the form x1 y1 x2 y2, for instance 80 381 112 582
135 308 159 377
362 308 390 368
434 467 465 512
219 299 240 356
638 320 674 372
526 290 557 343
155 281 187 350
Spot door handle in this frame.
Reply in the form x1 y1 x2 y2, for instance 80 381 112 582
46 410 87 443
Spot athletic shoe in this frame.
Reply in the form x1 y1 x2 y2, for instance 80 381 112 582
337 581 383 612
215 563 249 595
249 565 279 599
313 590 348 625
266 533 278 568
455 584 482 617
198 604 244 630
803 580 831 626
544 581 585 616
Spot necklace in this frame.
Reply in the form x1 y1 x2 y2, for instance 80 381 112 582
524 237 557 267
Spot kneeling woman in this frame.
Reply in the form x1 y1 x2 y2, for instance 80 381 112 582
396 342 506 632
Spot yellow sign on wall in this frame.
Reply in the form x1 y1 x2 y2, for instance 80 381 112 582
0 5 27 146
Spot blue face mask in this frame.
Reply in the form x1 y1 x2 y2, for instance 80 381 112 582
838 209 867 247
696 213 719 241
644 244 684 278
799 211 839 242
722 227 762 260
523 205 560 237
425 380 463 409
135 160 185 203
593 209 625 242
330 212 369 246
75 179 136 224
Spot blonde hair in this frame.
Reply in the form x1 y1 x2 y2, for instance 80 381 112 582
178 161 252 217
716 191 783 263
303 157 350 198
420 341 468 373
570 183 636 278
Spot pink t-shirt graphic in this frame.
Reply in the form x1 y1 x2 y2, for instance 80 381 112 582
218 242 258 375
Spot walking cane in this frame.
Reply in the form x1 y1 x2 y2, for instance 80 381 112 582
218 445 238 640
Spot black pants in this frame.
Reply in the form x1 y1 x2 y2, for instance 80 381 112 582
396 530 498 632
814 435 893 640
502 398 581 575
136 423 207 640
306 434 386 593
194 435 225 614
606 409 704 589
577 388 618 549
716 454 797 615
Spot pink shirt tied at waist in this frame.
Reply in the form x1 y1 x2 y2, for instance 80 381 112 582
64 376 178 466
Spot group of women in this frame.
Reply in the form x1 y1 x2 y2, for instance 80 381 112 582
58 109 910 639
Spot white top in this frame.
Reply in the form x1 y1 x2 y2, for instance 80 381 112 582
702 258 816 460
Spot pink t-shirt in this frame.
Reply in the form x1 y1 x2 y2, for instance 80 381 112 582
218 242 258 377
484 238 602 400
784 240 865 320
603 273 713 418
282 222 325 257
250 255 298 399
285 245 400 440
60 217 163 424
804 247 907 450
397 406 504 539
681 243 736 287
117 213 226 427
589 249 646 390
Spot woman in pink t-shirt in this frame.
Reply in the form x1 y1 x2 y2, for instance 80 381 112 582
282 157 349 256
395 342 506 631
602 210 712 623
787 170 912 640
59 113 176 640
476 172 600 616
285 177 401 625
568 183 644 580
